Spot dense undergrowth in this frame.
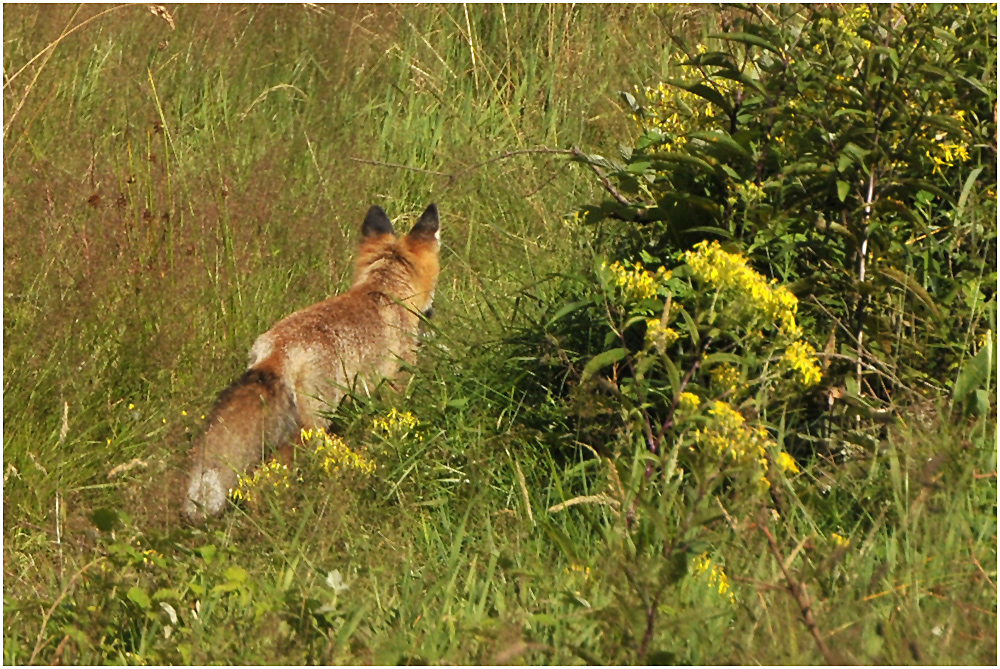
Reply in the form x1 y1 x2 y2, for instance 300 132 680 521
4 4 996 665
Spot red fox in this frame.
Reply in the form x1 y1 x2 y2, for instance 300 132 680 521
183 204 440 522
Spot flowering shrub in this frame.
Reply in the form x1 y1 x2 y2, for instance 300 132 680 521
544 8 993 657
574 4 995 409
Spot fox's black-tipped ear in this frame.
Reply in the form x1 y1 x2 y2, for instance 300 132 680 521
408 203 439 242
362 205 395 238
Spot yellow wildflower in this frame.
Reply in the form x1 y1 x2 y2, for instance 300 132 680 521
372 408 420 438
646 318 679 352
302 427 376 477
831 533 849 548
229 459 291 504
683 240 800 336
710 365 741 395
603 261 670 305
692 554 736 604
781 340 822 387
678 392 701 412
692 401 773 487
775 451 800 475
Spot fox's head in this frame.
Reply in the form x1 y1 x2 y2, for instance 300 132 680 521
354 203 440 315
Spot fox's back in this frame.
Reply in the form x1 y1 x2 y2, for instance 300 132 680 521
249 285 418 390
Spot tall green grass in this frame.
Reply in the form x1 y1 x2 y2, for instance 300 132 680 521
4 4 995 665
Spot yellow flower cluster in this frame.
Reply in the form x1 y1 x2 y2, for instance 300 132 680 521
684 240 800 335
691 401 798 490
645 317 680 353
830 532 850 548
372 408 420 438
710 364 741 395
603 260 670 305
678 391 701 412
927 140 971 176
302 427 376 477
694 401 771 473
781 340 822 387
774 451 800 475
692 553 736 604
637 63 735 137
839 4 873 48
229 459 290 504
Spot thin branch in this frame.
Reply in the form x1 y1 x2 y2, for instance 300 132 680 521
349 146 662 222
758 513 836 665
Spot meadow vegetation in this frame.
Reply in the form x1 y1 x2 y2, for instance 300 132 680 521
3 4 996 664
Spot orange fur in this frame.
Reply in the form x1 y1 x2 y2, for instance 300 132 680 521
183 204 440 522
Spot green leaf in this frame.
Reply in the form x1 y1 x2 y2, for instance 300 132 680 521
953 331 993 409
627 160 653 175
539 521 580 563
127 586 151 610
581 348 626 383
836 180 850 202
877 266 941 319
709 31 781 54
195 544 217 562
649 152 716 173
152 588 182 601
548 297 595 326
688 130 751 159
703 352 742 367
954 166 985 225
668 80 732 114
710 67 766 94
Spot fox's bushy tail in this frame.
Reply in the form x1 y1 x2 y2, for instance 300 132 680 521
183 365 297 522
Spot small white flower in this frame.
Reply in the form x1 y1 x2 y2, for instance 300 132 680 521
325 569 349 593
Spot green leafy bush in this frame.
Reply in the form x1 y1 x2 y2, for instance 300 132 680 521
573 3 996 404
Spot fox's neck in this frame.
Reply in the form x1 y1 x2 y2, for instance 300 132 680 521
352 254 416 298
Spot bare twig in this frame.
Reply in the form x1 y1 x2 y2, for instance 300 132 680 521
49 634 70 666
758 514 836 665
970 540 996 593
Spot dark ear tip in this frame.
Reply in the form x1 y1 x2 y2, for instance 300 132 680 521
362 204 395 238
409 203 440 239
